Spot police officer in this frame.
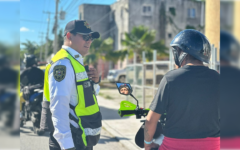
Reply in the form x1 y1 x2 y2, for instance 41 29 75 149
144 29 220 150
41 20 102 150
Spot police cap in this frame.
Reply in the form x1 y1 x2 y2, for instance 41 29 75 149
64 20 100 39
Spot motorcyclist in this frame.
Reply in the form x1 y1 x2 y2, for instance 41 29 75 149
144 29 220 150
20 54 44 135
20 54 44 90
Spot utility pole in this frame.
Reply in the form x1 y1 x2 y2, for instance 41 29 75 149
233 1 240 41
39 32 45 61
205 0 220 61
53 0 59 54
43 11 51 61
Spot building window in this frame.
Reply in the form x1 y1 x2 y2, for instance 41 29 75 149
79 13 82 20
188 8 196 18
121 7 124 18
142 5 152 16
168 33 172 38
169 7 176 16
109 11 114 22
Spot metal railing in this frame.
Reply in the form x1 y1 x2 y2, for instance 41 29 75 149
126 44 219 108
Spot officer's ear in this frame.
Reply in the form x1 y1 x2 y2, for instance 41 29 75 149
66 32 71 40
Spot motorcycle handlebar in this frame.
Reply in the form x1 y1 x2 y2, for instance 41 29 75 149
118 109 149 118
118 110 136 117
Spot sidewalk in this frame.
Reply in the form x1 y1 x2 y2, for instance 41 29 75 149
97 95 143 150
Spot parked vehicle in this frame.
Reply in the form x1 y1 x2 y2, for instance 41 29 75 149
109 64 169 85
107 69 126 83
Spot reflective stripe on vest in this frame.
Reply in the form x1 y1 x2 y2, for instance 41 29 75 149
43 49 102 147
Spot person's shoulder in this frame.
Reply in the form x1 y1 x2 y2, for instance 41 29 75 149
32 66 43 71
207 68 220 77
20 67 30 75
49 58 73 75
50 58 72 69
164 68 185 78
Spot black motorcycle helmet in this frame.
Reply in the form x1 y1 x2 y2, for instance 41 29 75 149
170 29 211 68
23 54 37 68
220 31 240 63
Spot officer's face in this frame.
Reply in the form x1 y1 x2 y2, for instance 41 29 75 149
71 33 92 56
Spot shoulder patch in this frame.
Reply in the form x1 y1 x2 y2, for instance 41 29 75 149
53 65 66 82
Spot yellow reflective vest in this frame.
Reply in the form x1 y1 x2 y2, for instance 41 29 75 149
43 49 102 147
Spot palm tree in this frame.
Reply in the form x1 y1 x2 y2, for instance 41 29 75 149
84 37 126 68
120 25 168 62
21 40 38 55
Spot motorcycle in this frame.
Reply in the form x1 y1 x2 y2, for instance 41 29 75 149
116 82 166 150
20 84 45 135
0 87 17 132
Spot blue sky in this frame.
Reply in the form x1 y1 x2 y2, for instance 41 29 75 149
0 0 116 48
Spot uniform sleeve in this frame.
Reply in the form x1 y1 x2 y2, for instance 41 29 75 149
149 76 169 114
49 59 75 149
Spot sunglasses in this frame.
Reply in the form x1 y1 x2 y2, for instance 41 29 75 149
76 33 94 42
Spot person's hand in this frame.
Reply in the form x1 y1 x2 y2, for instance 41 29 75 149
144 142 159 150
87 67 100 83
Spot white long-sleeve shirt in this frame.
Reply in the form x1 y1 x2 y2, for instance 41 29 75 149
49 45 100 149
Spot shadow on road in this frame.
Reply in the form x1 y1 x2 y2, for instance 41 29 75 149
20 126 50 137
98 135 130 144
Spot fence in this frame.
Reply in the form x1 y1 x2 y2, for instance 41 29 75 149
125 44 219 108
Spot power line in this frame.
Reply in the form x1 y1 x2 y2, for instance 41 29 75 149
64 0 78 13
39 0 47 37
44 11 51 61
20 19 54 24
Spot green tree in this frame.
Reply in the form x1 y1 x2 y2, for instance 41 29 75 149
21 40 38 55
120 25 168 61
0 42 19 63
84 37 123 68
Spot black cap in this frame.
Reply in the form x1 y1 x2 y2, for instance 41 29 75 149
64 20 100 38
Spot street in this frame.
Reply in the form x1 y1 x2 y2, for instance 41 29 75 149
20 121 127 150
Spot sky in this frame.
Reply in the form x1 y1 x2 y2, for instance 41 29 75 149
0 0 117 48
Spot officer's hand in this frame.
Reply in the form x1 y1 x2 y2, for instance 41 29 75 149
87 68 99 83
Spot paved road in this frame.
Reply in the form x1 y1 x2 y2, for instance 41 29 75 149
20 121 128 150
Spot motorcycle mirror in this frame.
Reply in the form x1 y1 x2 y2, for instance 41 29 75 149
116 82 132 95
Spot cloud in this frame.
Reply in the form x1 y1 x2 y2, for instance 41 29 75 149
20 27 34 32
20 27 29 32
